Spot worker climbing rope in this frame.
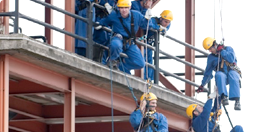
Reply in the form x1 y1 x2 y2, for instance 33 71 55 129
129 92 168 132
197 37 242 111
186 92 244 132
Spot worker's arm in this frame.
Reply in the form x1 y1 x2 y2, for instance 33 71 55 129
220 46 237 63
201 55 215 86
157 113 168 132
138 11 153 30
129 109 143 130
98 10 115 26
192 99 213 131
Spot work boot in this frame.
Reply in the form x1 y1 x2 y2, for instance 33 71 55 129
107 59 119 70
93 45 104 63
221 96 229 106
234 101 241 110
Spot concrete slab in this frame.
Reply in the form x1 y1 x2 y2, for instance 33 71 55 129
0 34 204 118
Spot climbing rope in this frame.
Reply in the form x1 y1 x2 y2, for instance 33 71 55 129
136 1 154 131
212 0 225 131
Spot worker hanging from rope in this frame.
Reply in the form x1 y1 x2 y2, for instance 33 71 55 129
129 92 168 132
142 10 173 81
197 37 242 110
94 0 153 72
186 92 244 132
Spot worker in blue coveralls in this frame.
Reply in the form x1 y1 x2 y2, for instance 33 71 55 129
131 0 153 15
129 92 168 132
143 10 173 81
75 0 95 57
186 95 244 132
197 37 242 110
94 0 153 73
92 0 116 63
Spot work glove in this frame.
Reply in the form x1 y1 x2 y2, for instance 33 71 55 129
208 85 218 99
145 9 152 20
94 22 102 30
104 3 113 14
196 85 208 93
159 25 167 32
217 44 224 52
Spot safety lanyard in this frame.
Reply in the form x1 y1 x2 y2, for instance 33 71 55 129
118 12 136 42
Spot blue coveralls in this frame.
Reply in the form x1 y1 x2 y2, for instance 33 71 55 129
192 99 244 132
131 0 148 15
201 46 241 100
129 109 168 132
75 0 95 57
143 17 171 80
98 10 152 74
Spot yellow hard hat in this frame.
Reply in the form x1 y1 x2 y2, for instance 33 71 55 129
186 104 197 119
203 37 215 50
160 10 173 21
117 0 132 7
140 92 157 101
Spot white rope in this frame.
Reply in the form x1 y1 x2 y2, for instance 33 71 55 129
137 1 153 131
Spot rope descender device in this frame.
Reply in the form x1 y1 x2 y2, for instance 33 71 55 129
147 79 153 89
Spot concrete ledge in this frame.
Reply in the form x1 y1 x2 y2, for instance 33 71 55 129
0 34 203 117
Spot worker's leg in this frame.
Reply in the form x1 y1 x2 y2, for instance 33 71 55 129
215 71 228 96
75 9 87 57
119 44 145 74
230 125 244 132
227 70 240 100
109 37 123 60
75 47 86 57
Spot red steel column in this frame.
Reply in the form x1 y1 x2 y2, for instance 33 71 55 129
64 78 75 132
65 0 75 52
45 0 53 45
185 0 195 97
0 55 9 132
2 0 9 34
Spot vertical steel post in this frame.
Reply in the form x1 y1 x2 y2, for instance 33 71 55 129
64 0 75 52
14 0 19 33
154 31 160 84
0 55 9 132
185 0 195 97
64 78 75 132
86 2 93 59
45 0 53 45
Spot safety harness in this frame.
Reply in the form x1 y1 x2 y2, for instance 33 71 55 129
138 110 159 132
118 11 137 50
220 57 242 78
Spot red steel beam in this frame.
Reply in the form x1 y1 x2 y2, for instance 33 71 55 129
9 80 58 95
64 0 75 52
9 96 44 119
159 73 182 93
45 0 53 45
0 55 9 132
185 0 195 97
49 122 134 132
64 78 75 132
9 57 70 92
9 121 47 132
43 104 128 118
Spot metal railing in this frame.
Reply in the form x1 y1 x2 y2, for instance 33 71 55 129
0 0 210 93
